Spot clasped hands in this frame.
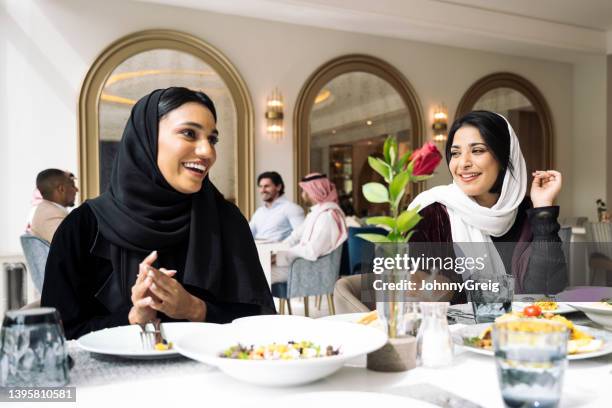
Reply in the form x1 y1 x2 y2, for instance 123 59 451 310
128 250 206 325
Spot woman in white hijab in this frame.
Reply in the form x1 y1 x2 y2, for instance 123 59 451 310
409 111 567 299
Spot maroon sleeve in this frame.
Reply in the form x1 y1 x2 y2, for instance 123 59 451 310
408 203 466 304
410 203 452 243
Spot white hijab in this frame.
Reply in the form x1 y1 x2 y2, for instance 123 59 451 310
408 113 527 277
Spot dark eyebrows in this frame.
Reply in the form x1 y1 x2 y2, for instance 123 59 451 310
177 122 219 136
450 142 487 149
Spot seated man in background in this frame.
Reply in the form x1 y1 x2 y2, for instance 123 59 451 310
250 171 304 242
271 173 348 283
30 169 78 243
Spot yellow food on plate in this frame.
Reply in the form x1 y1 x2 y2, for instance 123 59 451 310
154 342 173 351
469 311 602 355
357 311 378 325
568 338 604 354
534 300 558 311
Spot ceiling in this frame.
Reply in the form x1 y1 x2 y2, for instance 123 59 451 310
437 0 612 30
132 0 612 62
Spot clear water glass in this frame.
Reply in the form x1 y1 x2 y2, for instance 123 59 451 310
0 307 69 387
493 319 568 408
417 302 453 367
402 301 421 337
470 274 514 323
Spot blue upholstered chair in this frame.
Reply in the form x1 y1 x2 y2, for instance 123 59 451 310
347 226 387 275
20 234 50 293
271 245 343 316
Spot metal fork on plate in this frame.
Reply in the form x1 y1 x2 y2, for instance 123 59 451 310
138 319 169 350
138 322 156 350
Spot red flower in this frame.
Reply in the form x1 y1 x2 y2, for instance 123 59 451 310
410 142 442 176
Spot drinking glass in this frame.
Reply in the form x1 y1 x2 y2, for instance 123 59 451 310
493 319 568 408
470 274 514 323
0 307 70 387
402 301 421 337
417 302 453 367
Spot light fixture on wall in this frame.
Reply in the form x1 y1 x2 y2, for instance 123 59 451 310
265 88 284 140
432 104 448 143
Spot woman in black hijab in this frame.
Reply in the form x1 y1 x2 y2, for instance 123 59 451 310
41 87 275 339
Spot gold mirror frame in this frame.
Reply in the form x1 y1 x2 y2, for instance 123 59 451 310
455 72 554 169
78 29 255 215
294 54 426 202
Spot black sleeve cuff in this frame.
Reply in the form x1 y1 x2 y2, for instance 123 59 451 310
526 206 561 239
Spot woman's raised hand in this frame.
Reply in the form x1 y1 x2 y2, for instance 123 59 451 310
128 250 159 324
145 264 207 322
530 170 562 208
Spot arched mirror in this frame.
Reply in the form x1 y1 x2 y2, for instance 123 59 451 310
79 30 255 215
456 72 554 175
295 55 425 217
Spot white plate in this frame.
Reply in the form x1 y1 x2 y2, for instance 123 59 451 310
513 302 576 315
276 391 437 407
453 323 612 360
77 322 219 359
568 303 612 330
174 316 388 386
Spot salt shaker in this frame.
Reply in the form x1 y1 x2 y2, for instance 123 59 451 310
416 302 453 367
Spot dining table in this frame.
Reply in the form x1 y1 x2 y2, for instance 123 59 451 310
5 308 610 408
255 240 289 287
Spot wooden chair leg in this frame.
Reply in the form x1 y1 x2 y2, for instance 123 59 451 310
279 299 285 315
327 294 336 315
287 299 293 315
304 296 309 317
316 295 322 310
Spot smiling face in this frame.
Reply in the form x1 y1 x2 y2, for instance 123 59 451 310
449 125 501 208
157 102 218 194
258 178 281 204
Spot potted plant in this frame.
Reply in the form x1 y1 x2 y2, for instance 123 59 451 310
360 136 442 339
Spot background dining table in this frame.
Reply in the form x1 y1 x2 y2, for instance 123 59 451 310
255 241 289 287
5 311 610 408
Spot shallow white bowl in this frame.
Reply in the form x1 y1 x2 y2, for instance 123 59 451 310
175 317 387 386
568 303 612 330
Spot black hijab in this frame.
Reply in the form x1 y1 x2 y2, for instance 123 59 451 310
88 88 274 314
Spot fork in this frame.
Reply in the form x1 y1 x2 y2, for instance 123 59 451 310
137 322 155 350
152 318 169 347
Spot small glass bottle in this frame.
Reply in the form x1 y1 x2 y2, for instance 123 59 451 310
417 302 453 367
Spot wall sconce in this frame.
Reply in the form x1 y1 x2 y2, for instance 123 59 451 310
432 104 448 143
265 88 284 140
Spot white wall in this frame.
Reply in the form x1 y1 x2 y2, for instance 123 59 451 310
572 55 607 221
0 0 597 254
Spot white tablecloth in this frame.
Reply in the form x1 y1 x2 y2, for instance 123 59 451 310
8 326 610 408
255 241 289 287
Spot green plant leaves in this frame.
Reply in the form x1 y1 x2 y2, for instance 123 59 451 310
389 171 410 203
365 216 395 229
383 136 398 166
368 157 391 182
404 230 417 242
396 151 412 172
362 182 389 203
397 206 422 233
383 137 392 163
356 233 392 243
